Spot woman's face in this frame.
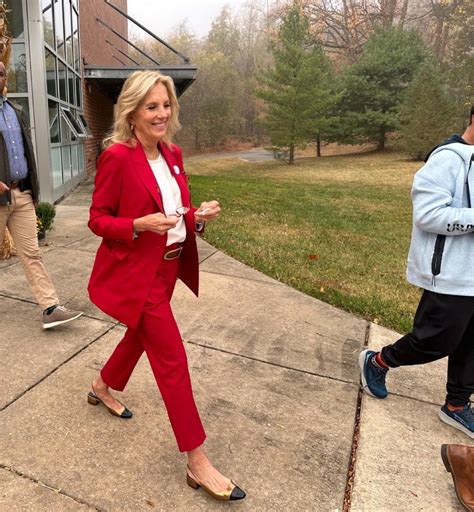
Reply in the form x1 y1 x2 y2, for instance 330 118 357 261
131 82 171 145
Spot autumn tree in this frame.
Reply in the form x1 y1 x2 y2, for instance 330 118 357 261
175 5 273 150
302 0 418 64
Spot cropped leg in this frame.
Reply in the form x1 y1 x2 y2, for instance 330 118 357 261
446 317 474 406
99 256 206 452
139 259 206 452
100 327 144 391
7 190 58 310
381 291 474 367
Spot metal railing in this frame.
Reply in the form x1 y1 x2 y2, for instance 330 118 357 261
100 0 191 66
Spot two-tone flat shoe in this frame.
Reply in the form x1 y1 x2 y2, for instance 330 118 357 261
87 387 133 419
186 465 246 501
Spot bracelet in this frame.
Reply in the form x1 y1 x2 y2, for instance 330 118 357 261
195 221 205 232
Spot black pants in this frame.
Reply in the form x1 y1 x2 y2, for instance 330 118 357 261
381 290 474 407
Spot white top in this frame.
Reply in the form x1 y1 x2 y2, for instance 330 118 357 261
148 154 186 246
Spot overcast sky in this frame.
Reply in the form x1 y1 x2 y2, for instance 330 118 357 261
127 0 250 39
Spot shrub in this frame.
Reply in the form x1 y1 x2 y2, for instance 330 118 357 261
35 202 56 239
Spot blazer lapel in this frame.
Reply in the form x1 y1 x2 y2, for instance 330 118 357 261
159 142 191 208
131 142 164 212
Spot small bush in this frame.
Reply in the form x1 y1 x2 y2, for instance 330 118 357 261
35 202 56 238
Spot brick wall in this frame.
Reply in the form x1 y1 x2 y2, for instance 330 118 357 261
80 0 128 67
82 82 114 176
79 0 128 175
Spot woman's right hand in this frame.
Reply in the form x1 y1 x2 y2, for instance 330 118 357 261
0 181 9 194
133 213 178 235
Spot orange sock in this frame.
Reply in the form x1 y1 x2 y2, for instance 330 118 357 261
375 352 389 369
447 403 465 412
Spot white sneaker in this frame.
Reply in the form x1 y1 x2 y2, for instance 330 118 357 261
43 305 83 329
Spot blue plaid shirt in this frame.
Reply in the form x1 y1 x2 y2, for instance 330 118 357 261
0 99 28 182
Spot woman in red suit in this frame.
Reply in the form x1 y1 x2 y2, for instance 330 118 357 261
87 70 245 502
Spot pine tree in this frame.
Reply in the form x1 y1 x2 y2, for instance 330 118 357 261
255 5 333 164
398 63 456 160
445 1 474 130
338 27 428 150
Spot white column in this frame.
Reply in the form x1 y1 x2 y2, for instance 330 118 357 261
25 0 54 203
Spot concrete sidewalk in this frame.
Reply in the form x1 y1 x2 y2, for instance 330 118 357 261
0 180 467 511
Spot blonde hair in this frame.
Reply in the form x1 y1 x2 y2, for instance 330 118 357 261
103 70 181 148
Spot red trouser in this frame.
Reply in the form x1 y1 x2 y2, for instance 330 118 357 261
101 255 206 452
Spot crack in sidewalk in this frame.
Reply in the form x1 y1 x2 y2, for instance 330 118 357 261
342 321 371 511
0 323 118 413
0 465 106 511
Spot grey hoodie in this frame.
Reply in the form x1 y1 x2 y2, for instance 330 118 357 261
407 142 474 295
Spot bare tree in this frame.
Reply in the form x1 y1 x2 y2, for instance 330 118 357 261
299 0 470 64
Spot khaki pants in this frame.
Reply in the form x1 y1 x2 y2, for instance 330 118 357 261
0 189 58 311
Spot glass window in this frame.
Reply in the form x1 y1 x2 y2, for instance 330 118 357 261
48 100 60 143
68 71 75 105
45 50 57 97
62 145 71 181
54 0 65 59
5 0 24 39
58 60 67 101
78 143 84 173
61 107 82 141
60 109 70 141
42 0 55 48
64 2 73 67
75 75 81 107
7 43 27 93
77 113 92 136
51 147 62 187
61 107 85 138
10 96 29 120
72 9 79 72
71 144 78 176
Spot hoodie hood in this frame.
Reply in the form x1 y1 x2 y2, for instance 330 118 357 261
424 134 469 162
429 142 474 167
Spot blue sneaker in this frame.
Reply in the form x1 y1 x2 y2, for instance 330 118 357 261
439 403 474 439
359 349 388 398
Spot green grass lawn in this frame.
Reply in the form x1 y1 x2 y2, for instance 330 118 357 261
187 150 424 333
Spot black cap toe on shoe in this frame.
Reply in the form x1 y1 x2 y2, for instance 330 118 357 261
120 407 133 419
230 485 246 501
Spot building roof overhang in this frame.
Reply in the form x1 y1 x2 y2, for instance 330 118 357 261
83 65 197 101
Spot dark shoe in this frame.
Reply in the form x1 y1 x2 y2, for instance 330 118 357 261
43 305 83 329
359 349 388 398
87 386 132 419
441 444 474 511
186 465 246 501
439 403 474 439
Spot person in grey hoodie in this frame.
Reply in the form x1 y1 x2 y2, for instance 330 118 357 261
359 106 474 439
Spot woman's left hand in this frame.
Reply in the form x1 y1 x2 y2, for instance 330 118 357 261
195 200 220 222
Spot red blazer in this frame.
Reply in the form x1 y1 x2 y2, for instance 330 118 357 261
87 141 199 328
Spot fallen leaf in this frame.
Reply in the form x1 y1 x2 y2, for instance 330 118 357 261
308 254 318 260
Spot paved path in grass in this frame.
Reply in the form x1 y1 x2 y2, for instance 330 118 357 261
0 178 466 511
187 147 275 162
